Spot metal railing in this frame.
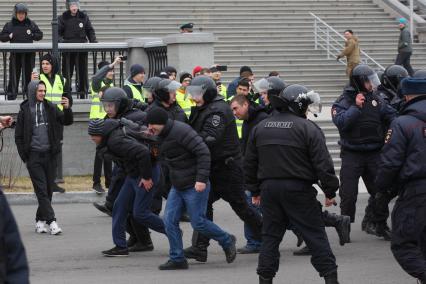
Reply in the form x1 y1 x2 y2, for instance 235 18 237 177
144 40 168 78
310 12 385 71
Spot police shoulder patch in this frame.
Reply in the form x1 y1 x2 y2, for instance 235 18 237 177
212 114 221 127
384 129 393 144
332 107 337 117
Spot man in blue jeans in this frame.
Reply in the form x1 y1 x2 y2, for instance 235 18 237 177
146 107 237 270
88 118 166 257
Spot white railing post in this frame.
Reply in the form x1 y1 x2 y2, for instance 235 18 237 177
314 18 318 50
326 29 330 59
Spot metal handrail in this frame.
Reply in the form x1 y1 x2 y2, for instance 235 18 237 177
310 12 385 71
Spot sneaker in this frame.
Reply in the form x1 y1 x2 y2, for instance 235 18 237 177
52 184 66 193
93 202 112 217
35 221 48 234
237 246 260 254
158 259 188 270
102 246 129 257
49 221 62 235
223 234 237 263
92 183 105 195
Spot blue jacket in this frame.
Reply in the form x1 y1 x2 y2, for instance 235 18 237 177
332 86 396 151
0 190 29 284
226 76 241 99
376 96 426 191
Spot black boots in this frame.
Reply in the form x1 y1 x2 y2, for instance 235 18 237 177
323 211 351 245
183 246 208 262
293 245 311 256
259 276 273 284
324 272 339 284
93 201 113 217
158 259 188 270
375 223 392 241
223 235 237 263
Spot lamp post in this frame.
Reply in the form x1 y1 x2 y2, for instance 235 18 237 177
51 0 59 60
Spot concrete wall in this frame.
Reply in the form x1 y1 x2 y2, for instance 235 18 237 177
0 101 95 176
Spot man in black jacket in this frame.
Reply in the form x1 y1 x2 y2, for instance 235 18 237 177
0 189 29 284
184 76 262 263
59 0 97 98
88 119 166 257
15 80 73 235
245 84 340 284
146 108 236 270
0 3 43 100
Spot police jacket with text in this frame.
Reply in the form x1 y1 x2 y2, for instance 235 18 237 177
376 96 426 191
58 10 96 43
189 95 241 162
332 86 396 151
158 119 211 190
0 17 42 43
98 119 152 179
244 111 339 199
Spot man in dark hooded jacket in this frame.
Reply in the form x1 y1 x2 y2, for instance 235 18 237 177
15 80 73 235
0 3 43 99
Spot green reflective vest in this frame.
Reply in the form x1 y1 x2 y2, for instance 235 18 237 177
126 84 144 102
40 73 64 111
89 81 113 119
176 88 194 118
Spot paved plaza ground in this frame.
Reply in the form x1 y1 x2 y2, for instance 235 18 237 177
10 194 413 284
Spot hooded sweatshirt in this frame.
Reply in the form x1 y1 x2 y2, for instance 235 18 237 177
28 81 50 152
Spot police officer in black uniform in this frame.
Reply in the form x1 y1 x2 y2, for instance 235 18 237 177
376 78 426 284
414 69 426 79
59 0 97 99
332 64 396 239
378 65 409 111
184 76 263 262
253 76 286 114
245 84 340 284
0 3 43 100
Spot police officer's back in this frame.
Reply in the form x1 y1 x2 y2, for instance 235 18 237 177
376 78 426 284
244 84 339 284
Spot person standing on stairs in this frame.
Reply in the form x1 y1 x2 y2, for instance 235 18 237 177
395 18 415 76
336 29 360 77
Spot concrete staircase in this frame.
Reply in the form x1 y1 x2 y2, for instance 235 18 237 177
1 0 425 173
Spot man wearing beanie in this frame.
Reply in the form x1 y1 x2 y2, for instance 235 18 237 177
88 56 123 194
59 0 97 98
123 64 145 102
376 78 426 284
0 3 43 99
145 108 237 270
31 52 72 193
395 18 414 76
227 66 254 99
88 118 166 257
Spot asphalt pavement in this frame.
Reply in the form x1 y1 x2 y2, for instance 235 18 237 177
10 194 414 284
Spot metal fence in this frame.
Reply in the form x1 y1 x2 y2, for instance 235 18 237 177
310 12 385 71
0 42 168 100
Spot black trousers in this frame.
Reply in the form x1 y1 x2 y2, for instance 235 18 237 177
258 179 337 279
395 51 415 76
339 149 380 222
7 52 35 99
391 183 426 280
192 158 263 248
92 150 112 188
62 52 89 99
26 151 56 223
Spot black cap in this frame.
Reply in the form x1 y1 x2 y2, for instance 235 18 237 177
179 72 192 83
180 23 194 30
98 61 110 70
239 66 252 75
130 64 145 77
88 119 104 136
41 53 54 65
146 107 169 125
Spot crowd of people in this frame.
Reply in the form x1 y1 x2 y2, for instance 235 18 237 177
0 1 426 284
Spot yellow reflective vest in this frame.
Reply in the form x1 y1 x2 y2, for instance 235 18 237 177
89 81 113 119
126 84 144 102
176 88 195 118
40 73 64 111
